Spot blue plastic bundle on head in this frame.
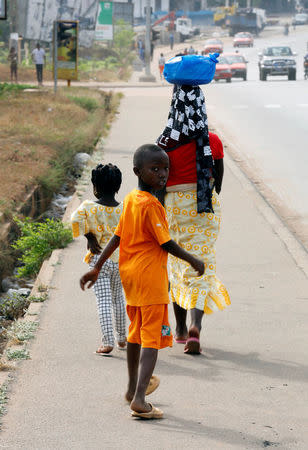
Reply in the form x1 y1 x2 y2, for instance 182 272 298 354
163 53 219 86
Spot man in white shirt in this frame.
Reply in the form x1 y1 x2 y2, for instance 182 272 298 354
31 43 46 86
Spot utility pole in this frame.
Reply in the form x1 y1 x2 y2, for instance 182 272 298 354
225 0 230 7
139 0 155 82
247 0 252 7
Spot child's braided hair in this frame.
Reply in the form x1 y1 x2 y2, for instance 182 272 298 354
91 163 122 195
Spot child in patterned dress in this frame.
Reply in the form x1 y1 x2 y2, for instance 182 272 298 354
71 163 126 354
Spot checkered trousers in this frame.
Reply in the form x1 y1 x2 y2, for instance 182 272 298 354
90 256 126 347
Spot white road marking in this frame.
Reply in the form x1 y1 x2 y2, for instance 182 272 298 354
264 104 281 108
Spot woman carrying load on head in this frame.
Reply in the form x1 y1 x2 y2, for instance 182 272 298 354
157 84 230 354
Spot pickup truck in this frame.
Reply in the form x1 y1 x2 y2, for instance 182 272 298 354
258 46 297 81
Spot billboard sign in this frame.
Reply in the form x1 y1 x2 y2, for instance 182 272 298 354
95 2 113 41
0 0 7 20
55 21 78 81
19 0 98 47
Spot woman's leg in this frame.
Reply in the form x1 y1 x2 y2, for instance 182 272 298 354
189 308 204 333
173 302 188 339
110 263 126 345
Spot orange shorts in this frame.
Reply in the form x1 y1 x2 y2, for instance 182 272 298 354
126 304 173 350
159 65 164 75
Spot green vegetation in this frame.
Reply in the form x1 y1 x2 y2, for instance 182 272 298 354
0 83 37 96
0 292 30 320
13 218 73 278
0 384 9 417
68 95 99 112
5 348 30 361
7 321 38 342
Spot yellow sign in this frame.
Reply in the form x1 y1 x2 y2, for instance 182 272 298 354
55 20 78 81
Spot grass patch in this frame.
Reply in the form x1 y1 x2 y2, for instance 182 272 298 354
68 95 99 112
5 348 30 361
7 321 38 342
28 294 48 303
0 83 37 96
0 383 9 416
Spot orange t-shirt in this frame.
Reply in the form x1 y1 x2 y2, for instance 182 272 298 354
114 189 171 307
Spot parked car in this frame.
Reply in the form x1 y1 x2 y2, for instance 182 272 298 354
204 39 223 54
292 13 308 25
214 56 232 82
233 32 254 48
258 46 297 81
223 52 248 80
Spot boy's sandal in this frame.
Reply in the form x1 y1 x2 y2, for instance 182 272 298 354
131 403 163 419
95 345 113 355
145 375 160 396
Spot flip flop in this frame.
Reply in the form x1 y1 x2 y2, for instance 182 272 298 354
117 341 127 350
184 337 201 355
145 375 160 396
95 345 113 355
131 403 163 419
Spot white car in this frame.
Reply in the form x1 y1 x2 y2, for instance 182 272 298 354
292 13 308 25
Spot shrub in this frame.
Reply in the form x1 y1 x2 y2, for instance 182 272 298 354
13 218 73 278
0 292 30 320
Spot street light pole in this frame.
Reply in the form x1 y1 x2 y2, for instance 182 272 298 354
139 0 155 82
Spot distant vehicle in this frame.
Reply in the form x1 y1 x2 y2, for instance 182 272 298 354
214 56 232 82
258 46 297 81
292 13 308 25
233 32 254 47
226 8 266 36
204 39 223 54
223 52 248 80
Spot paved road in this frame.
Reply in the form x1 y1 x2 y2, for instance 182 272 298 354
1 86 308 449
200 27 308 249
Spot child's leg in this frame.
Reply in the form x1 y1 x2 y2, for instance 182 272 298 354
125 342 140 402
92 261 115 349
110 263 126 344
130 347 158 413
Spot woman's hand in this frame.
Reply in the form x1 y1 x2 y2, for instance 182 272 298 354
80 268 100 290
85 232 101 254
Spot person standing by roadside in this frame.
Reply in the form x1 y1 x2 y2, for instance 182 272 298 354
8 47 18 83
31 43 46 86
169 32 174 50
158 53 165 80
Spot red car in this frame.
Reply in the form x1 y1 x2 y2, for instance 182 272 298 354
214 56 232 82
204 39 223 54
223 52 248 81
233 32 254 48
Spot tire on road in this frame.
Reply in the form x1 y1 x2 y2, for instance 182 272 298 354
288 69 296 81
260 69 267 81
226 78 231 83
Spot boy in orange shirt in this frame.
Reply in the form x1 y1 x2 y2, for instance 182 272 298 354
80 144 204 419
